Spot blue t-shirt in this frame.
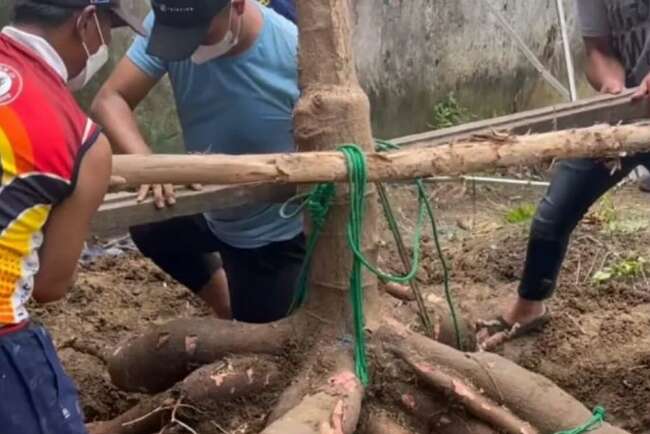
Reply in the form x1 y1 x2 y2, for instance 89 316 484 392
127 5 302 249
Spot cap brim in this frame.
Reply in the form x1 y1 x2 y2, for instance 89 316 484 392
146 21 210 62
110 5 147 36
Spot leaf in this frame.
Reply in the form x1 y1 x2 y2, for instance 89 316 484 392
593 269 613 283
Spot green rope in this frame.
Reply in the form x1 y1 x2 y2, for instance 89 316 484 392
287 183 336 313
375 139 462 349
284 140 463 382
555 407 606 434
339 144 371 384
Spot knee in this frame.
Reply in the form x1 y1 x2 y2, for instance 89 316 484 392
129 224 157 258
529 198 579 241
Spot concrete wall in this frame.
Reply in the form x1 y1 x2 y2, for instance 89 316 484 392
0 0 588 142
352 0 587 138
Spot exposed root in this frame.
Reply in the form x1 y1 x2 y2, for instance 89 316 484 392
261 351 363 434
364 412 417 434
87 396 173 434
391 382 441 427
108 317 298 393
402 358 538 434
382 282 416 301
433 413 500 434
266 374 311 424
179 355 281 405
377 319 629 434
91 356 282 434
158 398 198 434
390 382 497 434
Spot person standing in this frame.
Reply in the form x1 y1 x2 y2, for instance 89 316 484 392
477 0 650 350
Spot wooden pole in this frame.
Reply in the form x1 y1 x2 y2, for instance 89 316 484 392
111 122 650 186
291 0 380 326
259 1 378 433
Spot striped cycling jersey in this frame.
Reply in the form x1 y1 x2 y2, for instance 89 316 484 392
0 29 99 326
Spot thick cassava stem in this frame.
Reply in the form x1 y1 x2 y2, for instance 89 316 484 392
111 122 650 186
378 320 629 434
258 0 379 431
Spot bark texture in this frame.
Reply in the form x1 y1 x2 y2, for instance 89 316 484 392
111 122 650 186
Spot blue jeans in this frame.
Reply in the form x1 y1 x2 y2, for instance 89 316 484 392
519 155 650 301
0 323 87 434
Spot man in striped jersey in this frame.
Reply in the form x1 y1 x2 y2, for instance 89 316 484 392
0 1 142 432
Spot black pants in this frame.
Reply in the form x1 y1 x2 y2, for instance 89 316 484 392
130 214 305 323
519 154 650 301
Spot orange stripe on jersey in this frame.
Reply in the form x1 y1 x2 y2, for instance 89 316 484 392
0 314 15 323
0 106 34 175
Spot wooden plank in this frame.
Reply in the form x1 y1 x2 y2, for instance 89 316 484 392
392 90 645 148
91 183 295 238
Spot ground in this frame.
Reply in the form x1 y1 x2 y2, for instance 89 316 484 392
33 171 650 434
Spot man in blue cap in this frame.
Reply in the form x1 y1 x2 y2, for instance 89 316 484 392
92 0 304 323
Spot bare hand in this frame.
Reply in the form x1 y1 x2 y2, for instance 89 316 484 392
631 73 650 102
600 80 624 95
137 184 176 209
188 183 203 191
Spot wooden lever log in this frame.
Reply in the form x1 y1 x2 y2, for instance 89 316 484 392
112 122 650 187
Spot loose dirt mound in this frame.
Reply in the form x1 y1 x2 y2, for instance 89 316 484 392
37 181 650 433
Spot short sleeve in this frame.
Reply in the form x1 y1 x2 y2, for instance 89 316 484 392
126 12 167 79
576 0 611 37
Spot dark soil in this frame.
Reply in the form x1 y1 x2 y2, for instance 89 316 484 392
37 179 650 433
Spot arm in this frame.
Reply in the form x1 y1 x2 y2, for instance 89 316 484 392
92 59 177 207
32 134 111 303
576 0 624 94
92 11 179 207
91 57 159 155
583 36 625 94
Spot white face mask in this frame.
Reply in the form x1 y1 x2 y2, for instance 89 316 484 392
68 13 109 91
191 5 242 64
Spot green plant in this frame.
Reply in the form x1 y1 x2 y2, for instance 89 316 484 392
606 218 648 234
429 93 473 130
592 193 617 225
593 256 647 283
504 203 536 224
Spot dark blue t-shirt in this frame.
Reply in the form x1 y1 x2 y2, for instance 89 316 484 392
262 0 296 23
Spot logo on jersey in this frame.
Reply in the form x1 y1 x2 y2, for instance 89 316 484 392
0 64 22 106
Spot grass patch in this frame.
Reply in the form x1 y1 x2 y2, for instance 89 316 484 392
504 203 536 224
593 256 647 283
429 93 473 130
